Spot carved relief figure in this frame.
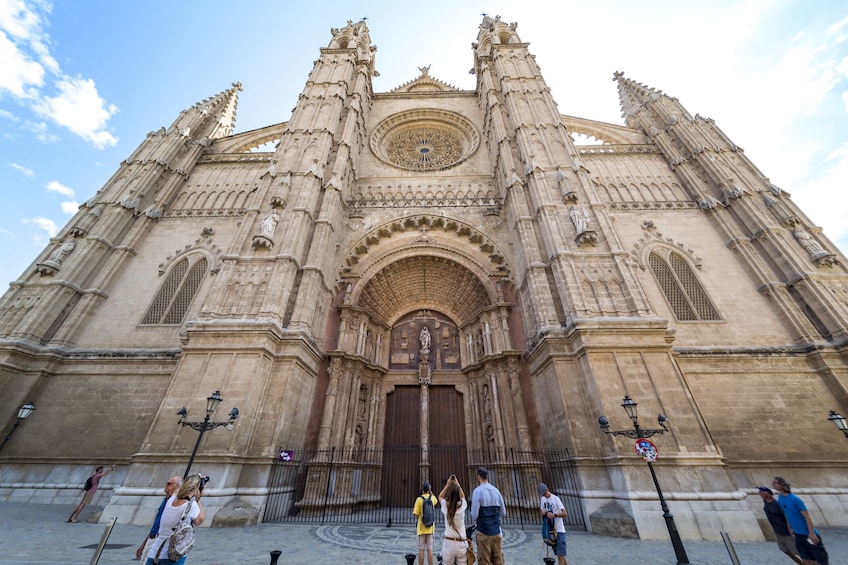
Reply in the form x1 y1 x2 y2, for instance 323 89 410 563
48 240 75 265
793 228 825 256
569 205 590 234
260 210 281 237
419 326 431 352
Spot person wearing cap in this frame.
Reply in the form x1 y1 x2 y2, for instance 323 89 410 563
413 480 438 565
539 483 568 564
758 486 802 564
772 476 829 565
471 466 507 565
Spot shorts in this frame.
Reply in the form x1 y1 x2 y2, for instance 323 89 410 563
418 533 433 551
555 530 567 556
81 491 94 505
775 534 798 556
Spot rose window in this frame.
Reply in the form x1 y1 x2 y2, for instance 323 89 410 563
370 109 479 171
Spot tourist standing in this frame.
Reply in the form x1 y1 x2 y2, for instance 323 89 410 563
439 475 468 564
413 480 438 565
539 483 568 565
471 467 506 565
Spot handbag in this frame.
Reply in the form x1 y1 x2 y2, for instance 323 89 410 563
465 539 476 564
154 500 194 563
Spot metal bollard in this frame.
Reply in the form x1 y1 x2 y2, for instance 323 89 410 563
720 531 741 565
270 549 282 565
404 553 416 565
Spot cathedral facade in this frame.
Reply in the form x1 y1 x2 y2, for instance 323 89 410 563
1 16 847 541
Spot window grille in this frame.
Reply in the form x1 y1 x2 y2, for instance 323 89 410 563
649 253 696 320
141 256 207 325
669 253 720 320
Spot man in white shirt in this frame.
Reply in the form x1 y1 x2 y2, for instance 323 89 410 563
539 483 568 565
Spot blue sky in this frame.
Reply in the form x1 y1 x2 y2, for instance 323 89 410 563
1 0 847 288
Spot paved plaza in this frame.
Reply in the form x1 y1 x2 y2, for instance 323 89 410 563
1 501 844 564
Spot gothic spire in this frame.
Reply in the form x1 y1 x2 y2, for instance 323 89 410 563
207 82 242 139
172 82 242 141
613 71 664 122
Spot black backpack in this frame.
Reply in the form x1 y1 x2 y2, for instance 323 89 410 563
420 495 435 528
83 475 93 491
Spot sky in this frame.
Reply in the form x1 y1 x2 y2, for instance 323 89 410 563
1 0 847 289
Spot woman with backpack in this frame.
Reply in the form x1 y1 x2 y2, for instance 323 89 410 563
438 475 469 565
413 480 439 565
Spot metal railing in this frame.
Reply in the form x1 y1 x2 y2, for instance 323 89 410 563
263 446 585 530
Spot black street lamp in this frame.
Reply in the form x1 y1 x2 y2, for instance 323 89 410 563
828 410 848 438
598 395 690 565
177 391 239 479
0 402 36 453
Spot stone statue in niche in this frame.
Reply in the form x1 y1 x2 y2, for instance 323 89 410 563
37 239 75 276
569 205 590 234
793 227 837 267
260 210 280 237
48 239 75 265
570 205 599 246
364 330 374 360
793 228 825 256
253 209 281 249
358 385 367 421
419 326 431 354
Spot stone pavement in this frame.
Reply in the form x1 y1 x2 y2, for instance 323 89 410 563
1 501 845 564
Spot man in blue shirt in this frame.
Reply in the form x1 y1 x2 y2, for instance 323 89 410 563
772 476 829 565
471 466 506 565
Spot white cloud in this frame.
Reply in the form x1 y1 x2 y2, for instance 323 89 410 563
795 143 848 251
44 179 73 196
10 162 33 176
0 0 51 98
60 200 77 214
0 0 118 147
0 29 44 97
32 76 118 148
22 215 57 238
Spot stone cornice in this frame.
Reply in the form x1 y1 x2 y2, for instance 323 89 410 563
578 144 661 155
164 209 249 218
197 153 273 164
347 196 502 209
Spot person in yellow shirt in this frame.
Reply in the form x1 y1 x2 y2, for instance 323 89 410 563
413 480 439 565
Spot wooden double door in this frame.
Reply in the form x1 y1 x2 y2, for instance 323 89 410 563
381 385 467 507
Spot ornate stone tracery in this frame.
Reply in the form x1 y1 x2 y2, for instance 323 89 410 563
370 109 480 171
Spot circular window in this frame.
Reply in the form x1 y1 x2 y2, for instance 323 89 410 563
370 109 479 171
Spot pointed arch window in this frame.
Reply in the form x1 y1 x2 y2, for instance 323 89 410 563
141 256 208 325
648 250 720 321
